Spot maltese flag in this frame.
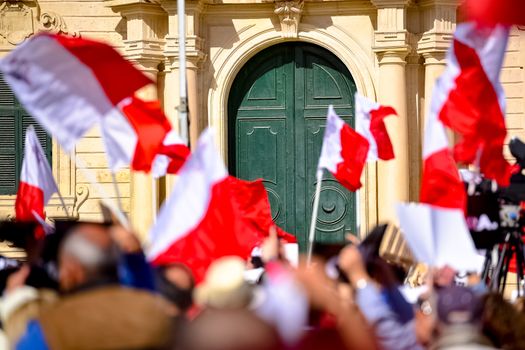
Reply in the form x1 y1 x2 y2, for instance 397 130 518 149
435 23 511 186
355 93 397 161
148 129 293 282
15 126 59 238
0 34 151 154
318 102 395 192
0 34 189 173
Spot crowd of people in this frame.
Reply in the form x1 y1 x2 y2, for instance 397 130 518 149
0 221 524 350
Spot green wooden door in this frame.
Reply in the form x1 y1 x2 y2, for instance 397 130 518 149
228 43 357 248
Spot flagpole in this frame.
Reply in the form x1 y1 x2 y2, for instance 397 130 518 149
69 152 126 218
307 169 323 264
56 190 70 218
178 0 189 146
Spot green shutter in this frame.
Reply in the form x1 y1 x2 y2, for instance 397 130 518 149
0 74 52 195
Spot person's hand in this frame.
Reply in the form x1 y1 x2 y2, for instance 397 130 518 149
109 225 142 253
295 258 339 312
6 265 30 294
261 226 281 263
338 245 369 286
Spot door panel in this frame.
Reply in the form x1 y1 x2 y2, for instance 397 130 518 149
229 43 357 249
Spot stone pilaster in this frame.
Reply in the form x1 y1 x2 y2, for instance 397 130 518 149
416 0 457 139
106 0 168 240
372 0 412 222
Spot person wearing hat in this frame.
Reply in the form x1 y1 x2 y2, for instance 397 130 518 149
430 286 497 350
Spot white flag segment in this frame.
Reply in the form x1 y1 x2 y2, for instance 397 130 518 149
397 203 481 272
0 33 152 154
19 126 58 203
148 129 228 261
318 105 345 174
355 92 397 161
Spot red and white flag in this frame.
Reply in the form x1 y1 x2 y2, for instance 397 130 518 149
434 23 511 186
105 96 189 173
151 130 191 178
15 126 59 237
420 102 466 210
355 93 397 161
464 0 525 26
147 129 292 282
0 34 151 153
0 34 189 173
318 106 370 192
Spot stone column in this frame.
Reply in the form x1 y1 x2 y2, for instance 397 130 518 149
375 51 410 221
372 0 412 222
129 61 159 241
417 0 457 140
106 0 168 240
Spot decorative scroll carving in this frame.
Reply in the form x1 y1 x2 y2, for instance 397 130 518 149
0 1 78 48
0 0 36 45
73 185 89 218
40 11 79 37
273 0 303 39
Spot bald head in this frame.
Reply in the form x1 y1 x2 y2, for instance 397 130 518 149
59 224 119 292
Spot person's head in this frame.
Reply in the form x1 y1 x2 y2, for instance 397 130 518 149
481 293 525 349
156 263 195 313
179 308 283 350
194 256 253 310
436 285 482 328
58 223 119 292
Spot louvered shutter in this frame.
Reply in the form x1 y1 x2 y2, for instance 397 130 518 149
0 74 52 195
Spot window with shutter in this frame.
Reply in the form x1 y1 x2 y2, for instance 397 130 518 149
0 74 52 195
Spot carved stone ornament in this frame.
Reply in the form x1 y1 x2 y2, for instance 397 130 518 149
0 0 78 48
0 0 36 45
40 11 79 37
273 0 304 39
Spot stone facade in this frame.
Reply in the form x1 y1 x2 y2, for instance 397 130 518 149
0 0 524 244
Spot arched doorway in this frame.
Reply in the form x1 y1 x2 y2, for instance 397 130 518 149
228 42 357 248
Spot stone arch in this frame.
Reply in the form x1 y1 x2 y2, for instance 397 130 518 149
207 24 378 234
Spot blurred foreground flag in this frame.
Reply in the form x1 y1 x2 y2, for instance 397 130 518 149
420 91 465 210
396 203 483 272
105 96 189 173
16 126 59 238
435 23 511 186
465 0 525 26
355 93 397 161
0 34 151 153
318 102 395 192
147 129 293 283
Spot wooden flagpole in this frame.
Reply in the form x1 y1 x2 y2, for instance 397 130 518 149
306 169 323 264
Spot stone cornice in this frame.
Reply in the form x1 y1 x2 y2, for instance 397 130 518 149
105 0 167 15
370 0 413 8
417 0 458 7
